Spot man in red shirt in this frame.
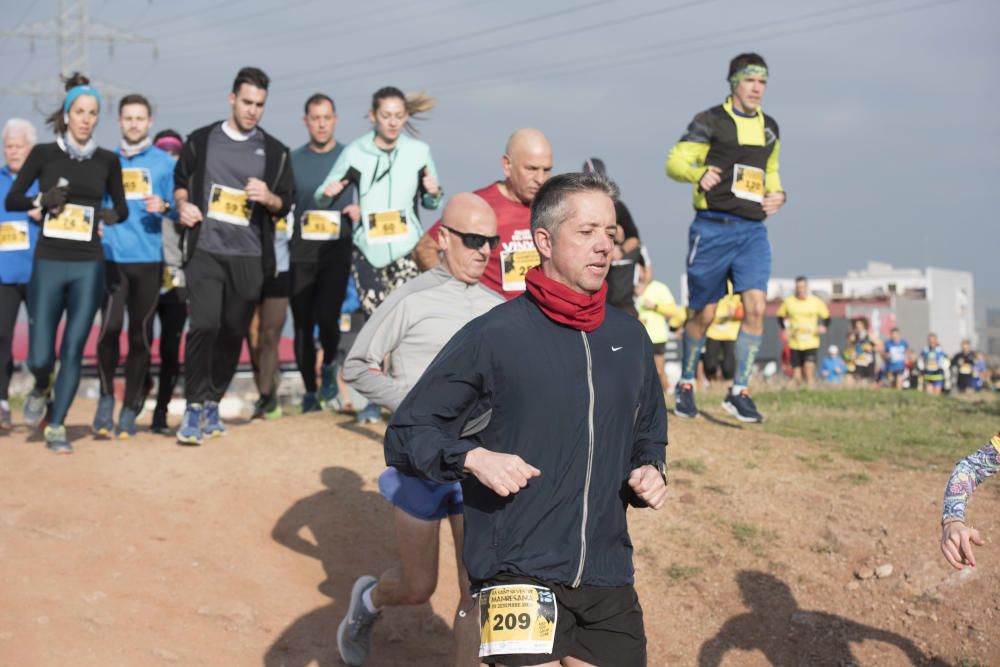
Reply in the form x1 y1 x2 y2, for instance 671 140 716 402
414 128 552 298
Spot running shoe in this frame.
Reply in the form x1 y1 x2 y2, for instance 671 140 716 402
251 394 283 421
673 382 698 419
203 401 226 438
300 392 322 414
92 394 115 438
0 401 11 430
176 403 204 446
117 406 138 439
23 386 52 428
337 575 381 667
319 362 339 407
151 406 171 435
355 402 382 424
44 425 72 454
722 389 764 423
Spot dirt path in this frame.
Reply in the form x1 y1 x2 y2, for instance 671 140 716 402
0 401 996 666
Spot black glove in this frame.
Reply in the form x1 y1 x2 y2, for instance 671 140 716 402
97 208 120 226
39 185 69 211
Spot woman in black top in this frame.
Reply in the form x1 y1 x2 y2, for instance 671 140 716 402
5 73 127 453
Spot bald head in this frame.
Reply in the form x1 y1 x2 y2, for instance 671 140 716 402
502 128 553 206
438 193 498 285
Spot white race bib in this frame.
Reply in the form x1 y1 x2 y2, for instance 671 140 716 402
208 183 251 226
500 248 540 292
479 584 557 658
301 210 341 241
122 167 152 200
43 204 95 241
365 209 408 245
0 221 30 251
731 163 765 203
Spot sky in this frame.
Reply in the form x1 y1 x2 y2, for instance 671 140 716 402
2 0 998 311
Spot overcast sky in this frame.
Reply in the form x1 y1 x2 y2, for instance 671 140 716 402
2 0 997 310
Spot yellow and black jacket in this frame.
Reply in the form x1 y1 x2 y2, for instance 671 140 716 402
666 96 783 221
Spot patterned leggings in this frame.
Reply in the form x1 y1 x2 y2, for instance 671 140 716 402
350 250 420 319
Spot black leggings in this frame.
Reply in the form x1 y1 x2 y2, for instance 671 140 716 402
703 338 736 380
97 261 161 410
0 283 28 401
290 241 352 393
154 286 187 411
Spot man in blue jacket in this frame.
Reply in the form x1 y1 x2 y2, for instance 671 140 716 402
379 172 668 667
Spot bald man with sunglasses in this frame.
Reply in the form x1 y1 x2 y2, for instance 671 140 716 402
338 192 503 667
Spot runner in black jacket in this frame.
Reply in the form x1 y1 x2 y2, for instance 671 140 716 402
385 172 668 667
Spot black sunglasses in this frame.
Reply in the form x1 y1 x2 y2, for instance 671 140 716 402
442 225 500 250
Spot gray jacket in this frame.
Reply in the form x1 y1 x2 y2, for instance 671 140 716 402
343 265 503 410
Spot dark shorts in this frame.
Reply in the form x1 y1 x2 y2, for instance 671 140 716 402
377 468 463 521
478 573 645 667
261 270 291 299
790 348 818 367
651 342 666 356
686 212 771 311
851 363 875 379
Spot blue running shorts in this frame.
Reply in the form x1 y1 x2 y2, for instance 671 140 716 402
685 211 771 311
378 468 463 521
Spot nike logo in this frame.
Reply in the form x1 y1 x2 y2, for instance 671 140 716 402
612 346 623 352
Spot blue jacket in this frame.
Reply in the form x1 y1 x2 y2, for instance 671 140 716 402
385 296 668 588
0 165 38 284
102 144 176 263
820 355 847 383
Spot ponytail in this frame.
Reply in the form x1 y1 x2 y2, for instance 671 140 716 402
371 86 435 137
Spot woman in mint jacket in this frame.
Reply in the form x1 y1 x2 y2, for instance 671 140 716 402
315 86 443 317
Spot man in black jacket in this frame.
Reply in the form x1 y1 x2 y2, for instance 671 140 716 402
379 172 668 667
173 67 293 445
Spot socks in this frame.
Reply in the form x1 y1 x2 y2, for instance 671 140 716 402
733 330 763 389
362 584 379 613
680 331 705 383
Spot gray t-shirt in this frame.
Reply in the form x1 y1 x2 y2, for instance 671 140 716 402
198 125 266 257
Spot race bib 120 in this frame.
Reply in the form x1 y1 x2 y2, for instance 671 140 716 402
302 210 341 241
43 204 94 241
122 167 152 200
208 183 251 226
0 221 30 251
500 248 540 292
731 163 765 203
366 209 408 244
479 584 557 658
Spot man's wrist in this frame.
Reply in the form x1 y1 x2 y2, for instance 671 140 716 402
942 516 965 527
636 460 667 485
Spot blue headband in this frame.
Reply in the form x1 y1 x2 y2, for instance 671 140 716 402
63 85 102 114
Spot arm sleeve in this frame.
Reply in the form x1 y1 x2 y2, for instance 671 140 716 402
942 437 1000 523
105 157 129 223
818 301 830 320
420 151 443 210
173 136 197 196
314 145 353 207
342 294 413 412
615 201 639 240
384 326 492 483
628 335 668 508
765 139 783 194
5 145 45 211
271 148 295 219
665 112 713 184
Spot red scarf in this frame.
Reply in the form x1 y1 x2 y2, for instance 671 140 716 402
525 266 607 332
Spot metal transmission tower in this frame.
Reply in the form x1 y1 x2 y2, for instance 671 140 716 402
0 0 156 106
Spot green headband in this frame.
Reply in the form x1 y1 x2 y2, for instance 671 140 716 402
729 64 768 89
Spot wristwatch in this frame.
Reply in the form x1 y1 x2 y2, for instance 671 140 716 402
163 201 172 214
636 460 668 486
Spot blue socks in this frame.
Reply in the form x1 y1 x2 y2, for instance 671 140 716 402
733 330 763 390
680 331 705 383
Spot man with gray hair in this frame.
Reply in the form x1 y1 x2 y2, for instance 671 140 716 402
0 118 40 429
385 172 668 666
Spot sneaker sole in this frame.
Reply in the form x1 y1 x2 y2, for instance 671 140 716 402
720 401 763 423
264 410 282 420
673 407 698 419
176 434 203 446
337 575 377 667
47 445 73 455
203 430 226 438
92 427 113 438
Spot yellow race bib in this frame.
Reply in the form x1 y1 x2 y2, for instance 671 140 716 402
366 209 408 244
732 163 765 203
302 210 341 241
0 221 30 251
479 584 557 658
122 167 152 200
500 249 540 292
43 204 95 241
208 183 251 226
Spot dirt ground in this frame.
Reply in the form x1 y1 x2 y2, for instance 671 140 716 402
1 399 997 666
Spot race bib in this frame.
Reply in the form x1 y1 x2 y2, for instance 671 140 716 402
960 363 973 374
856 352 873 367
500 249 541 292
794 326 815 341
162 265 179 291
366 209 408 244
208 183 251 226
275 215 289 236
927 358 939 371
122 167 152 200
732 164 765 203
301 210 341 241
43 204 94 241
339 313 352 333
479 584 557 658
0 221 30 251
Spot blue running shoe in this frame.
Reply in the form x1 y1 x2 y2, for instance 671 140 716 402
117 406 138 439
319 362 339 407
44 425 72 454
301 392 322 414
92 394 115 438
673 382 698 419
23 386 52 428
722 389 764 423
203 401 226 437
176 403 204 446
355 402 382 424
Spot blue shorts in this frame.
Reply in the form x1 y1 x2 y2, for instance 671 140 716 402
685 212 771 311
378 468 463 521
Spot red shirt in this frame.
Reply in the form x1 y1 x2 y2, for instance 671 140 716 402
425 181 536 299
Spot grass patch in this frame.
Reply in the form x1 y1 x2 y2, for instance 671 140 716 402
664 563 703 580
752 389 1000 466
955 659 986 667
911 591 942 606
838 472 871 485
731 521 778 557
744 461 758 470
702 484 729 495
672 458 707 475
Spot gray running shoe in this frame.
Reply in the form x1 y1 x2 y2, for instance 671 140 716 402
23 386 52 428
44 425 72 454
337 575 381 666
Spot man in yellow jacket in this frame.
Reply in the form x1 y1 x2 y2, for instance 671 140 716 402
776 276 829 386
